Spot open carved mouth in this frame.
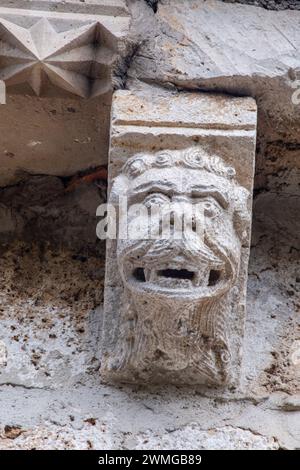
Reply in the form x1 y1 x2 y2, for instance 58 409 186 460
132 267 222 288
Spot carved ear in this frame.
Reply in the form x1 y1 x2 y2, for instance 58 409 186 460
233 186 251 244
109 174 130 206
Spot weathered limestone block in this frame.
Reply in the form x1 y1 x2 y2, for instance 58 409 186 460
129 0 300 145
0 0 130 98
101 85 257 386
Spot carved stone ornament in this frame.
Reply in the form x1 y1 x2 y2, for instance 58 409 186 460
101 85 257 386
0 1 130 98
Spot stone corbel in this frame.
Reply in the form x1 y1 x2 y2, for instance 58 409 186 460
101 84 257 387
0 0 130 98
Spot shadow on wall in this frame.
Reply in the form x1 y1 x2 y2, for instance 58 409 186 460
0 174 107 257
0 93 111 187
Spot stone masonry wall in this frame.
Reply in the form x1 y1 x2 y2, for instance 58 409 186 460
0 0 299 450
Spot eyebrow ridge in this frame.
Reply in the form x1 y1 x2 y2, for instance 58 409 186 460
130 182 229 208
132 181 176 193
191 185 229 208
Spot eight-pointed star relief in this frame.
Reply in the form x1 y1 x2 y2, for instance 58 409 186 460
0 17 115 98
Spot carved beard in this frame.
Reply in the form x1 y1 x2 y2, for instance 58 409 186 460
110 230 238 385
113 290 232 385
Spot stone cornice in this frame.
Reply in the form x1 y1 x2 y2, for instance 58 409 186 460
0 1 130 98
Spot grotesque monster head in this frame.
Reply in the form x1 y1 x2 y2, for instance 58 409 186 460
111 147 250 304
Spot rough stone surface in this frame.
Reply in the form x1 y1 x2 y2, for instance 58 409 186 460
0 422 114 450
3 0 300 186
222 1 300 10
145 0 159 12
128 0 300 188
0 174 106 254
0 187 299 448
137 425 279 450
144 0 300 13
0 243 104 389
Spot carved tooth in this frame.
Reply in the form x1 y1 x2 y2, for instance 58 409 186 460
144 268 151 282
193 272 201 287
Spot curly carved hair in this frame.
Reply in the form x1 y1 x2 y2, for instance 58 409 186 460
122 147 236 180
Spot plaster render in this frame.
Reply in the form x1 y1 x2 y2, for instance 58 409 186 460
0 94 111 186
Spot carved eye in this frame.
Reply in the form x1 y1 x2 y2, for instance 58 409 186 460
144 193 170 208
203 199 222 218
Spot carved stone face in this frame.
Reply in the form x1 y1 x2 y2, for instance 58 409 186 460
113 151 249 304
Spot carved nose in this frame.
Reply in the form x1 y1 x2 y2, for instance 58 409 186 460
166 210 200 233
172 195 189 204
191 216 197 232
170 212 175 226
